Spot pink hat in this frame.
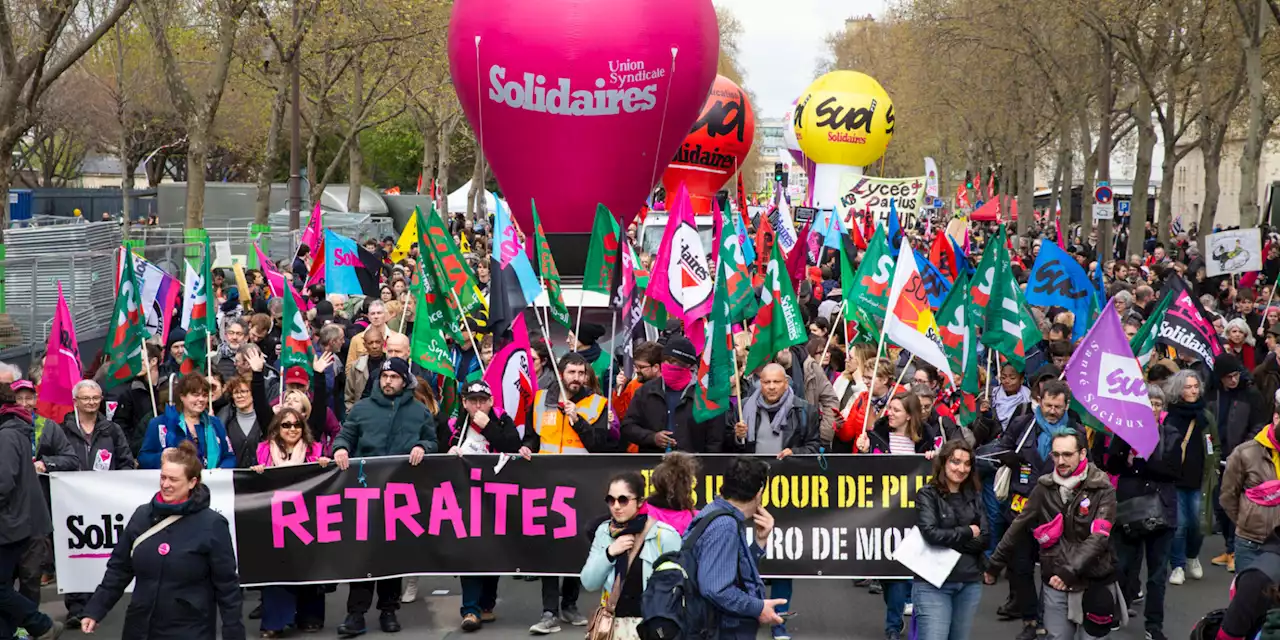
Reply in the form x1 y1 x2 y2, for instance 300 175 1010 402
10 379 34 392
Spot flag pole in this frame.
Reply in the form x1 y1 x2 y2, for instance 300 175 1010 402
573 295 585 349
606 308 618 421
984 349 995 400
143 347 159 419
729 332 746 427
532 280 570 404
882 354 914 418
861 322 889 439
819 301 845 371
448 287 487 377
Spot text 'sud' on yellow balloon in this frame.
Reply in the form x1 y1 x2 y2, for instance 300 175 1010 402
793 71 894 168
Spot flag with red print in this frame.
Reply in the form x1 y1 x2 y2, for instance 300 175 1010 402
36 282 81 422
483 314 537 425
884 237 954 380
181 238 215 375
745 240 807 374
935 272 971 376
646 183 714 321
105 247 147 383
281 284 313 375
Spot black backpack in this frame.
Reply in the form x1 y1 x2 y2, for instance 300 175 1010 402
638 510 742 640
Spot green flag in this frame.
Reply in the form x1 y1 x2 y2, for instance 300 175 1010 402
935 271 971 376
280 286 314 374
693 255 733 422
844 226 894 341
957 326 982 428
105 248 147 384
410 263 456 379
717 201 758 324
531 201 572 329
583 205 621 294
1131 289 1175 365
422 206 484 317
745 240 807 373
182 239 216 375
976 226 1041 371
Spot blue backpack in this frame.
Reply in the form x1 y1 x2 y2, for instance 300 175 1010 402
638 510 741 640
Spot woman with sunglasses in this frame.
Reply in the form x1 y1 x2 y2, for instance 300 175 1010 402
578 472 682 639
250 408 331 637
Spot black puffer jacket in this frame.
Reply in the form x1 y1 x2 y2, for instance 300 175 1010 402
1209 375 1268 460
58 414 136 471
1103 419 1183 535
84 483 244 640
620 379 727 454
988 463 1118 590
0 405 52 544
914 484 988 583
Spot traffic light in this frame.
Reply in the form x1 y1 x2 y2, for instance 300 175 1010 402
965 171 973 189
774 163 784 183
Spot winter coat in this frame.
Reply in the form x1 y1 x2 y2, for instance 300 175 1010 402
344 354 385 411
914 484 988 583
1221 432 1280 545
137 405 237 470
447 408 522 454
254 440 324 466
0 406 52 544
1103 419 1182 536
988 463 1118 590
1208 377 1269 460
923 409 973 449
620 379 727 454
836 385 906 449
726 394 822 455
1163 400 1220 535
105 378 159 456
1253 354 1280 418
84 483 244 640
334 385 437 457
216 372 274 468
579 517 682 597
801 357 840 447
58 414 136 471
33 413 78 472
992 412 1063 500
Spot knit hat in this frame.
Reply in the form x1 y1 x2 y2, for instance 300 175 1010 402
1213 353 1244 379
380 357 417 389
577 322 606 346
662 336 698 366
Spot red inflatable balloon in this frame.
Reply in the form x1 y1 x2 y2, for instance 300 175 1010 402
661 75 755 214
448 0 719 236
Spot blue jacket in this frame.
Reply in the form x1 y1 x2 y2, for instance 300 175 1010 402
138 406 236 470
692 497 766 635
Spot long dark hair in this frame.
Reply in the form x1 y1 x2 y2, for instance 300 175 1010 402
930 439 980 493
266 407 314 451
890 392 925 443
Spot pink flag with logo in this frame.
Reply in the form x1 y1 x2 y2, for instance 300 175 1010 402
300 204 325 287
36 282 81 423
483 314 537 431
644 183 714 348
254 242 287 298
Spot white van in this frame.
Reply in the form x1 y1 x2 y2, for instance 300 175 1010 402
636 211 716 258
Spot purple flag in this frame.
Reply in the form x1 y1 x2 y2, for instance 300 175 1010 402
1066 299 1158 458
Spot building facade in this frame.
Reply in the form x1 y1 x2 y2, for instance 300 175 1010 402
755 117 809 199
1172 137 1280 229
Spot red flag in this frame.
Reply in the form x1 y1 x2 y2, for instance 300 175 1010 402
849 211 868 250
753 218 774 289
36 282 80 423
929 230 959 281
736 172 747 218
785 221 812 286
987 172 996 199
416 174 423 195
957 184 970 210
1056 217 1066 250
973 170 981 199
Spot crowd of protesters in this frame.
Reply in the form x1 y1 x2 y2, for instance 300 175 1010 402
7 205 1280 640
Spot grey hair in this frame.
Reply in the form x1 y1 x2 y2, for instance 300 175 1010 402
1114 290 1134 306
1147 385 1165 405
1199 294 1218 312
1163 369 1203 404
910 383 936 399
268 298 284 314
318 324 345 345
1226 317 1256 346
368 300 387 314
0 361 22 381
72 379 101 398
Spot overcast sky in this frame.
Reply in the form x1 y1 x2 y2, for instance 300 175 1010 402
727 0 888 119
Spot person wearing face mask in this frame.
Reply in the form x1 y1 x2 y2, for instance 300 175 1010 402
619 337 725 454
985 430 1122 640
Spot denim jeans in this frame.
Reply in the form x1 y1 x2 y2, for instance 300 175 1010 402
882 580 911 635
0 539 52 639
770 579 793 615
911 581 983 640
1115 528 1173 635
1235 537 1263 573
460 576 499 617
1171 487 1204 569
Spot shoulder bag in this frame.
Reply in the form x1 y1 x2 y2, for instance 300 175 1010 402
586 519 656 640
132 515 183 554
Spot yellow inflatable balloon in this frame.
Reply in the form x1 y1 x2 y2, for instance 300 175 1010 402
793 71 894 168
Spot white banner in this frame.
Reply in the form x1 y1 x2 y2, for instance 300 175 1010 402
1205 228 1263 277
836 175 927 231
51 470 238 594
924 158 939 199
767 199 798 253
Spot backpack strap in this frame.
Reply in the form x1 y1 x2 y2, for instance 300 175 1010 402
605 519 657 609
132 515 182 554
684 509 745 591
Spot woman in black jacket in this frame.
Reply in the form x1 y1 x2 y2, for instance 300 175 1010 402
1105 385 1179 640
80 440 244 640
913 439 988 640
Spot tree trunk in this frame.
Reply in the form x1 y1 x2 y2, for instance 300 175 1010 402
1238 7 1272 229
185 125 209 229
255 80 289 225
1079 109 1097 240
435 115 459 215
418 111 437 196
346 57 364 213
1017 151 1033 239
1200 142 1224 235
1129 94 1156 259
1049 126 1068 225
465 152 484 222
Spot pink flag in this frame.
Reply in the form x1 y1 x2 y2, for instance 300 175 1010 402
36 282 81 423
1056 216 1066 251
786 221 812 286
644 183 714 348
254 242 287 298
483 315 536 431
300 204 325 287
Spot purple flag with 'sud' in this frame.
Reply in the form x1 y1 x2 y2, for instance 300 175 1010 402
1066 298 1158 458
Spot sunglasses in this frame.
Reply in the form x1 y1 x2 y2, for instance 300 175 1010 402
280 421 303 430
604 494 635 507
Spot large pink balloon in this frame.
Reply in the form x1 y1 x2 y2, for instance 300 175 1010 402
448 0 719 235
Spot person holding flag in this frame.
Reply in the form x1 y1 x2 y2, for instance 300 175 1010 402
619 336 725 454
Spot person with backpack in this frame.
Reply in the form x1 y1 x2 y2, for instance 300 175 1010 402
669 456 787 639
579 471 682 640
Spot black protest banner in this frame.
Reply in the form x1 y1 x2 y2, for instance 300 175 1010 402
1157 277 1223 368
232 454 931 585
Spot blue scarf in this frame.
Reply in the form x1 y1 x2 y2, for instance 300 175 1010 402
1034 406 1072 460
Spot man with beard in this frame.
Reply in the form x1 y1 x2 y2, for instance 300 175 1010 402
522 353 609 634
611 341 662 434
570 322 612 393
985 430 1120 640
333 357 437 637
619 337 725 454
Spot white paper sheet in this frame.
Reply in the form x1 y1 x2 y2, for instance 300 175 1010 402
894 526 962 588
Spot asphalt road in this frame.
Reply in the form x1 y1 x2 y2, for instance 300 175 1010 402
38 538 1233 640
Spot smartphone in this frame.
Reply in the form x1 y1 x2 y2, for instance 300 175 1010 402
779 611 799 619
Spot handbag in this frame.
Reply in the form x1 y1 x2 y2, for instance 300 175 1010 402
1116 490 1169 536
586 519 656 640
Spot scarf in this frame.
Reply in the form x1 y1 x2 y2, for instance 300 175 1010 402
743 386 796 441
994 385 1031 424
607 513 649 579
1052 459 1088 501
578 343 603 365
1255 424 1280 480
270 440 309 467
870 387 894 416
1034 406 1072 460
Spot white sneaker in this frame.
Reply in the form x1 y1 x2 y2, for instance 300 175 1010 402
401 577 418 603
1188 558 1204 580
903 603 914 616
1169 567 1185 585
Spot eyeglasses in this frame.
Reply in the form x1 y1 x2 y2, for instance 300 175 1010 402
232 388 251 396
1049 451 1081 460
280 421 303 430
76 396 102 402
604 494 635 507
